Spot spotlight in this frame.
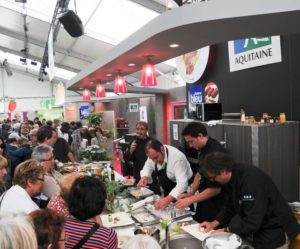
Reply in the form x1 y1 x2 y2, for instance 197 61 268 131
20 58 27 64
3 59 13 77
15 0 27 3
31 61 38 66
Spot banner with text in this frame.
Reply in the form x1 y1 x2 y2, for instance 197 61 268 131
228 36 282 72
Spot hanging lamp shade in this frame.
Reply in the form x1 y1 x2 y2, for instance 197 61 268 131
95 83 106 97
141 63 157 86
82 89 91 101
114 75 127 93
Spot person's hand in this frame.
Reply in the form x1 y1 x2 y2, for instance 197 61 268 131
199 221 217 233
177 192 192 199
154 196 172 209
137 176 148 187
175 198 191 209
130 140 137 154
211 228 225 234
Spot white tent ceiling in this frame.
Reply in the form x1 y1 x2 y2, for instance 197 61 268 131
0 0 178 86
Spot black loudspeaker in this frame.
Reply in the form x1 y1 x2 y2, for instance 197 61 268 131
59 10 84 38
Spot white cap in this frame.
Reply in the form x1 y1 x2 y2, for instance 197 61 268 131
8 133 20 140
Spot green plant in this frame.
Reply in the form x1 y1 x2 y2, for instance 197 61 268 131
87 111 104 126
104 180 128 212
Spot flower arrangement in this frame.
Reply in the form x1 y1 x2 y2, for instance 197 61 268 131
79 145 113 162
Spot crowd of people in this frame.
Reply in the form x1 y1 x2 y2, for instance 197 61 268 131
0 118 299 249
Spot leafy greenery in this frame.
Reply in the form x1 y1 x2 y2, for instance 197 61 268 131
87 111 104 126
79 145 113 163
104 179 128 212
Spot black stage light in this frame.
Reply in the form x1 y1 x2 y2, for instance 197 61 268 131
31 61 38 66
3 59 13 77
58 10 84 37
15 0 27 2
20 58 27 63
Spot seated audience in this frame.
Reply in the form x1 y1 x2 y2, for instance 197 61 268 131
0 159 44 214
32 145 62 198
30 208 65 249
0 212 38 249
122 234 161 249
65 176 118 249
0 155 8 195
48 172 80 218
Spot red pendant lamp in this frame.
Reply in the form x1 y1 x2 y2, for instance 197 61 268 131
114 75 127 93
141 61 157 87
82 89 91 101
95 83 106 97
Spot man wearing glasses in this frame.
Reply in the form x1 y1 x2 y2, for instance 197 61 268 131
0 159 44 214
32 145 62 198
199 152 300 249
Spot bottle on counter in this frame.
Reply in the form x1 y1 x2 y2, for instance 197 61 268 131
102 167 109 183
279 113 286 124
110 165 115 181
240 108 246 123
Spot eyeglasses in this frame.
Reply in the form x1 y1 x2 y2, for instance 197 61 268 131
42 157 55 162
36 177 44 182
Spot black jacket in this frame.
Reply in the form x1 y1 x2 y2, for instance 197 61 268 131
216 163 300 249
123 136 151 181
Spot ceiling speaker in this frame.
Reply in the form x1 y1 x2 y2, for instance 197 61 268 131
58 10 84 38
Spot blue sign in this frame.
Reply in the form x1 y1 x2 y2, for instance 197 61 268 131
79 105 89 119
189 84 203 104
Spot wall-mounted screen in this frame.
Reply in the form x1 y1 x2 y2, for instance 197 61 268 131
79 105 89 119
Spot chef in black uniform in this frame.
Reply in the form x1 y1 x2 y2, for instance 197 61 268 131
200 152 300 249
176 122 226 223
123 121 151 182
138 139 193 209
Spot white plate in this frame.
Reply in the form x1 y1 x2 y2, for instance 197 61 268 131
101 212 135 228
182 223 212 241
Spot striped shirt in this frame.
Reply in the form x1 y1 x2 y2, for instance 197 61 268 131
65 217 118 249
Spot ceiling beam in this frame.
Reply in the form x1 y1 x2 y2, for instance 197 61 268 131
0 26 95 64
0 46 80 73
128 0 166 13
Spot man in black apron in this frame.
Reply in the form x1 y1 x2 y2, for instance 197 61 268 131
138 139 193 209
175 122 226 223
200 152 300 249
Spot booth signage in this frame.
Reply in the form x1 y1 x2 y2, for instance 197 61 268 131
228 36 282 72
189 84 203 104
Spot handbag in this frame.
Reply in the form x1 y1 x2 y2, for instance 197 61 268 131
72 222 100 249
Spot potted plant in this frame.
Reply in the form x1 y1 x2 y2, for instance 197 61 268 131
87 111 104 127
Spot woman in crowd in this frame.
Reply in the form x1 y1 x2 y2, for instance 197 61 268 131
65 176 118 249
0 155 8 195
0 212 38 249
91 127 107 147
123 121 151 182
48 172 80 218
0 136 11 188
30 209 66 249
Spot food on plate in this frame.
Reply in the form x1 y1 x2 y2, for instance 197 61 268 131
113 217 120 224
108 215 113 223
121 178 135 185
